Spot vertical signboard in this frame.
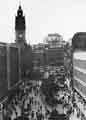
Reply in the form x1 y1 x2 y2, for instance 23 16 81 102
0 44 8 99
8 46 20 89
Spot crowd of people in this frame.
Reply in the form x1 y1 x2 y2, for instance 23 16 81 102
2 80 54 120
2 78 72 120
3 81 47 120
2 69 86 120
70 90 86 120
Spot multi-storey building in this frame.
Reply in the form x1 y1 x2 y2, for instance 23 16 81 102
44 33 65 71
72 32 86 98
31 43 45 79
72 32 86 118
73 52 86 98
31 33 66 79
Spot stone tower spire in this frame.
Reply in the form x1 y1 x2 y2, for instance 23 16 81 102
15 4 26 45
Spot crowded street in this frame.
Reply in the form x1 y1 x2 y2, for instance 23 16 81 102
0 1 86 120
2 76 85 120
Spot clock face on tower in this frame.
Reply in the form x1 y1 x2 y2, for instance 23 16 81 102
16 31 25 43
17 31 25 40
19 33 23 38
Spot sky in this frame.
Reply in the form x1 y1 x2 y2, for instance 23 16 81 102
0 0 86 44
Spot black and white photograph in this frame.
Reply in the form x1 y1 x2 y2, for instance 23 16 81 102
0 0 86 120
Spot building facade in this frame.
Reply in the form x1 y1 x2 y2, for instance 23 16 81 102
44 33 65 71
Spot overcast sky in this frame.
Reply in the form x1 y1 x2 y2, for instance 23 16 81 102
0 0 86 44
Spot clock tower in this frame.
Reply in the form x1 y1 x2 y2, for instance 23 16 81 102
15 5 26 46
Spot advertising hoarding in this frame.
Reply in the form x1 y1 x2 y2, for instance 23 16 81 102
0 45 8 99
